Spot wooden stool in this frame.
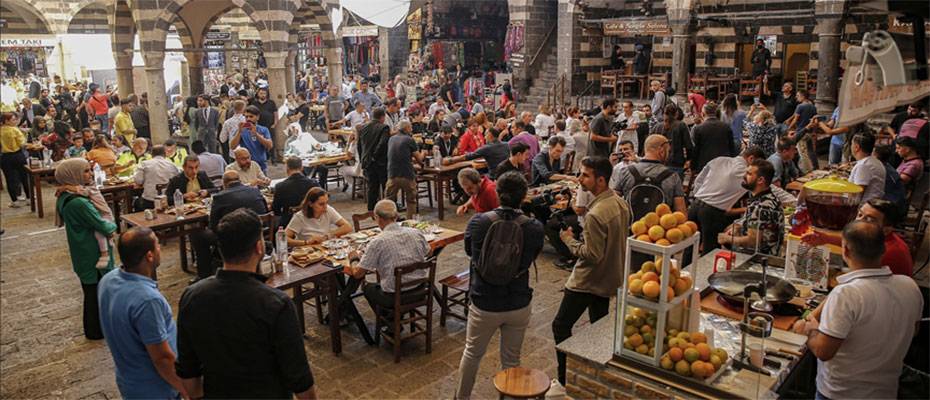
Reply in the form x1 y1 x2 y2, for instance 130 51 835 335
493 367 550 399
438 270 470 326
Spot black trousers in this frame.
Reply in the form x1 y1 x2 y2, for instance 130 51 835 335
364 167 387 211
689 199 737 255
220 141 231 163
543 212 581 260
1 151 27 202
552 289 610 385
190 229 220 280
81 270 105 340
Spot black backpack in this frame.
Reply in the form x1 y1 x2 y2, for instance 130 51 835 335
476 211 530 285
628 166 675 220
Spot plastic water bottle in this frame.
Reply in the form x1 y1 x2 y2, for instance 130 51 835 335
432 147 442 168
173 189 184 216
93 163 104 188
42 148 52 166
275 227 288 271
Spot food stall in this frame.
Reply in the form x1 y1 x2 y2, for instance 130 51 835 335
558 203 820 399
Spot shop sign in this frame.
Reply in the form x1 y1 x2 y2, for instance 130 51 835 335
0 38 57 48
342 25 378 38
603 19 668 36
838 63 930 126
888 16 930 34
205 32 230 41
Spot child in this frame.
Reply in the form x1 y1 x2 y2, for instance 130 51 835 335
67 135 86 158
59 171 114 268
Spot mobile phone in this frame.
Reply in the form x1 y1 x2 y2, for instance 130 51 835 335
753 97 760 105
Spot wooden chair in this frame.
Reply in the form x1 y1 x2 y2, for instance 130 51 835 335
374 258 437 363
438 270 470 326
258 212 276 246
351 175 367 201
351 211 376 232
600 71 618 97
493 367 551 399
324 164 344 190
739 78 761 98
795 71 809 92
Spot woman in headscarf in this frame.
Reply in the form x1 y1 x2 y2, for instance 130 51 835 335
55 158 117 340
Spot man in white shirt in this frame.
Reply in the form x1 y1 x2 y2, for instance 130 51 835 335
190 140 227 187
133 145 180 210
344 102 370 131
427 97 450 120
226 147 270 187
847 133 885 203
534 105 556 139
613 101 641 154
219 100 246 161
793 221 922 400
688 146 765 254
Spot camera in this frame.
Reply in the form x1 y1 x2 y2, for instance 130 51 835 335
610 119 629 134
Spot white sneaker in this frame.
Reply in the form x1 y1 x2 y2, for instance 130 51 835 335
8 201 21 208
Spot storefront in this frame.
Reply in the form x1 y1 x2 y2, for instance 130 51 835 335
413 0 509 70
0 37 57 78
342 25 379 78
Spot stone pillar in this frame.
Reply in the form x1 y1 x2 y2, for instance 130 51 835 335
179 59 190 98
814 17 844 113
507 0 558 93
557 0 581 96
186 52 205 95
143 53 170 144
114 53 135 98
378 22 409 79
668 7 695 104
326 47 344 89
265 51 289 160
285 51 297 95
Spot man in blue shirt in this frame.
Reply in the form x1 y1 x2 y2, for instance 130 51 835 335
98 227 188 399
351 80 382 112
230 105 273 172
787 89 819 170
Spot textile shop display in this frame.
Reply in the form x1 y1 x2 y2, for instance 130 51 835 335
343 36 379 77
504 24 525 62
1 48 49 77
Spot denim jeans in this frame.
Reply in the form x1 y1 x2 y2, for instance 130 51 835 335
95 114 109 133
829 142 844 165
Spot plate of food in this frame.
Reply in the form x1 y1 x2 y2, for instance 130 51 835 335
290 249 325 267
322 238 349 249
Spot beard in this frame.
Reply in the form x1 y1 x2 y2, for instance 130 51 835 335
741 180 755 191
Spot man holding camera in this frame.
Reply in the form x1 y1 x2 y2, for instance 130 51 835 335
589 99 619 158
544 185 594 270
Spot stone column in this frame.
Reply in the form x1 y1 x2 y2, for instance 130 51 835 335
378 22 409 79
264 51 289 160
143 52 170 144
180 59 190 98
814 17 843 113
326 47 344 89
114 53 135 99
186 52 205 95
557 0 581 96
669 7 695 104
285 51 297 95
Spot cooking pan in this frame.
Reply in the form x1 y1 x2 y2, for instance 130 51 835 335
708 270 798 305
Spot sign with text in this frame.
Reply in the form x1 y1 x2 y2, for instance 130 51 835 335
838 64 930 126
603 19 668 36
0 38 57 48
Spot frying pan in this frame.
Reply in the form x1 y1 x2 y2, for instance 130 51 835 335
708 270 798 305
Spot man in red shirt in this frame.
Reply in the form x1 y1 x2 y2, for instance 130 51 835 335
456 168 498 216
803 199 913 276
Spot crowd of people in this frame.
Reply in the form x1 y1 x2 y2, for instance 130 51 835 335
1 64 927 400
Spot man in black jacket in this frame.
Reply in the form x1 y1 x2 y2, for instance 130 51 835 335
357 108 391 211
272 157 319 229
690 102 736 174
166 155 219 206
190 170 268 280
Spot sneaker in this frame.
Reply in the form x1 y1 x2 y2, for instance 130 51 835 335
8 201 21 209
554 258 576 271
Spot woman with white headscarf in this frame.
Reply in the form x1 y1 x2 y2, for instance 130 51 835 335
55 158 117 340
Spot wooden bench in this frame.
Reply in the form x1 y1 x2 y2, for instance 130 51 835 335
438 270 470 326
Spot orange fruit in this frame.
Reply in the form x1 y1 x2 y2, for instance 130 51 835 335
631 220 647 235
642 281 661 299
673 211 687 224
690 332 707 344
655 238 671 246
641 271 659 283
643 212 660 227
659 214 678 229
683 347 700 362
665 228 684 243
636 344 649 354
661 356 675 370
668 347 683 362
666 286 675 301
640 261 656 273
691 361 706 378
648 225 666 241
627 272 642 285
677 224 693 238
709 354 723 370
695 343 711 361
636 234 652 243
673 276 691 295
669 265 681 279
629 279 644 295
685 221 699 233
655 203 672 216
628 333 644 347
675 360 691 376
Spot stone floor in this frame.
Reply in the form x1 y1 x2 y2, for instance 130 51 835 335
0 163 583 399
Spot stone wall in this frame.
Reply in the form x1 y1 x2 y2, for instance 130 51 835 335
507 0 558 93
565 354 683 400
379 22 410 79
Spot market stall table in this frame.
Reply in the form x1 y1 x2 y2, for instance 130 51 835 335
120 208 209 274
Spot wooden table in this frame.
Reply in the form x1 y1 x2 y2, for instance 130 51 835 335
328 129 354 142
266 261 343 354
617 74 649 99
785 163 853 193
120 209 209 274
708 76 738 100
303 153 351 168
417 160 483 220
26 164 138 222
25 165 54 218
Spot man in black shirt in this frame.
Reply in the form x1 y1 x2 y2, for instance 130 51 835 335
751 39 772 78
357 108 391 211
889 102 923 134
250 87 278 132
768 82 797 126
272 157 320 229
589 99 618 158
494 142 530 180
176 209 316 399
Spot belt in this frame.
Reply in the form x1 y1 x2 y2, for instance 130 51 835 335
693 198 727 213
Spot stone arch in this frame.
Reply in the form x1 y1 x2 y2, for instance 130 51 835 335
0 0 54 34
67 2 109 34
291 0 339 50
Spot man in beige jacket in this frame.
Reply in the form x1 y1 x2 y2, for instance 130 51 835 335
553 155 631 385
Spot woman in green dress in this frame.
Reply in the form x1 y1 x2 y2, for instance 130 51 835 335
54 159 117 340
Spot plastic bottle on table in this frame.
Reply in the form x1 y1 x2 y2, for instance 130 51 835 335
275 227 289 271
433 147 442 168
173 189 184 210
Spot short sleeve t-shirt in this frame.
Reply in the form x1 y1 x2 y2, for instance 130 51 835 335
848 156 886 203
387 134 419 179
237 125 271 166
830 108 845 146
98 269 178 399
286 206 343 239
589 113 612 158
793 102 817 137
897 158 924 183
251 99 278 128
326 96 346 121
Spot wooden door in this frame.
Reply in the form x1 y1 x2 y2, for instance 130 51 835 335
783 43 811 86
